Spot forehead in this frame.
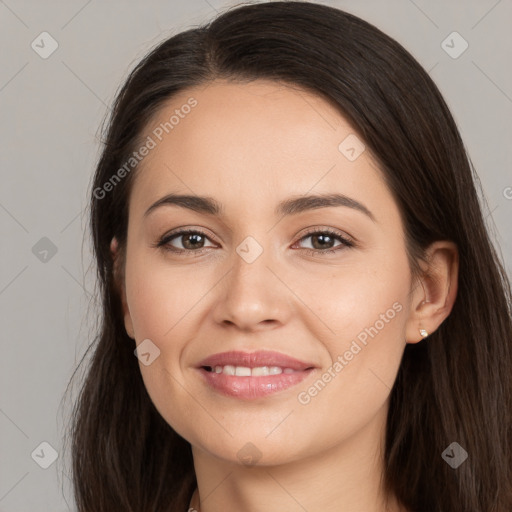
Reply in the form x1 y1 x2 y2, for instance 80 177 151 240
129 79 390 220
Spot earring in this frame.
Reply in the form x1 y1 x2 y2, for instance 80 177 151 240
419 328 429 339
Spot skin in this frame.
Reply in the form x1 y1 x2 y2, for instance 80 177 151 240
110 79 458 512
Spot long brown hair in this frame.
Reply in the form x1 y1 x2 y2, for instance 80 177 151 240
63 2 512 510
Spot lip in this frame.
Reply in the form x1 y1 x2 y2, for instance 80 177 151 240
196 350 317 400
197 350 315 371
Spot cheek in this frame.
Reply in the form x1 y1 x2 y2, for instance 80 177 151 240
299 248 410 403
124 252 206 436
124 251 203 345
300 248 410 344
289 282 408 451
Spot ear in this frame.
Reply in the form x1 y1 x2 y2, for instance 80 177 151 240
110 237 135 340
405 240 459 344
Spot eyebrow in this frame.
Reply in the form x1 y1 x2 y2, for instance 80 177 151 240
143 192 376 222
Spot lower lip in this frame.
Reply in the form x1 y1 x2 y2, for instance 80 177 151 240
197 368 315 399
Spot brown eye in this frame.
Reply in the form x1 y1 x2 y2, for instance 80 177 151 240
154 227 355 258
157 229 216 254
294 228 354 256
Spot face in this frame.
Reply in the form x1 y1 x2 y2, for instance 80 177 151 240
116 79 419 466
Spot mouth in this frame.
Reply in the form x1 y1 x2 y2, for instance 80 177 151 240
202 365 309 376
195 350 317 400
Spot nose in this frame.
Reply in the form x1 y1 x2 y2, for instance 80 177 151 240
211 240 292 332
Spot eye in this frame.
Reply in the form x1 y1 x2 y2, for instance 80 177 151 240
156 229 216 256
293 228 354 256
154 227 355 257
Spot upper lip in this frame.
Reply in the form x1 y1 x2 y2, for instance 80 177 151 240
197 350 316 371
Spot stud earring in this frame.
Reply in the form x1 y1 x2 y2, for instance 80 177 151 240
419 328 429 339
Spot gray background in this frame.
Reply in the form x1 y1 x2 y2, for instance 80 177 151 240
1 0 511 510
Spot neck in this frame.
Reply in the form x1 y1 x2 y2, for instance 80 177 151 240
188 402 407 512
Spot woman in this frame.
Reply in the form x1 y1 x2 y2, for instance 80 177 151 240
66 2 512 511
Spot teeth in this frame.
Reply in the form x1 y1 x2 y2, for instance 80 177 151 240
251 366 270 376
223 365 236 376
235 366 251 376
210 365 297 376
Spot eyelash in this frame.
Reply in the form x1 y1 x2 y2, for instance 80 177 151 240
154 227 355 258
